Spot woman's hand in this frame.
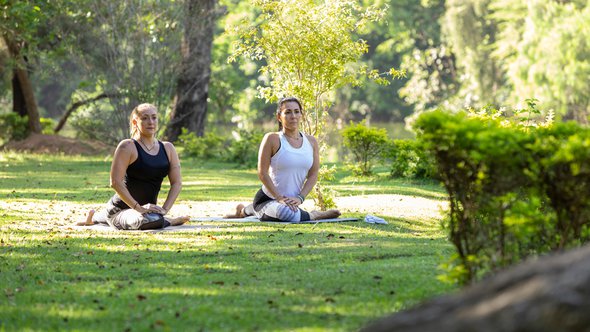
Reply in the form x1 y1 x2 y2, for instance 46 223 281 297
137 203 167 215
278 196 302 211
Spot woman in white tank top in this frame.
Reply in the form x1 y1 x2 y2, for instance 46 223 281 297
225 97 340 222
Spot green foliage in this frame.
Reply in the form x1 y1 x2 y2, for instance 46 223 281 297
224 128 265 168
228 0 402 136
444 0 501 108
308 164 338 210
0 113 28 141
178 129 226 160
341 121 389 176
492 0 590 121
416 108 590 284
39 117 55 134
384 139 435 179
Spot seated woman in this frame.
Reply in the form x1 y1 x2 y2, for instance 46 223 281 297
226 97 340 222
77 103 189 229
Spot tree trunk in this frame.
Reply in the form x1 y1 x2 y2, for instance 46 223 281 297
12 73 27 117
3 35 42 134
165 0 220 141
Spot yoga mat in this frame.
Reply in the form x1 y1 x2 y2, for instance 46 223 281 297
190 217 361 224
62 217 361 232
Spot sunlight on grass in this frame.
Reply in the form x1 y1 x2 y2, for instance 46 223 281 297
0 154 456 331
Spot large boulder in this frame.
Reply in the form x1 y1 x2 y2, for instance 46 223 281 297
362 245 590 332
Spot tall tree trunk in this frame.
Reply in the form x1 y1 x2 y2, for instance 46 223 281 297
3 35 42 134
165 0 219 141
12 73 27 117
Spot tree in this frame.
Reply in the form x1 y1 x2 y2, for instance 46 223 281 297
491 0 590 123
71 0 183 142
229 0 402 137
1 1 47 134
229 0 403 208
443 0 503 108
165 0 221 141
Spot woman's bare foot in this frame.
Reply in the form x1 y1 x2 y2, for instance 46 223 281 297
224 203 245 218
166 216 190 226
75 209 95 226
310 209 341 220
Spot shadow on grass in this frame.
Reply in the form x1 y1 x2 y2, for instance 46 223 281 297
1 223 454 331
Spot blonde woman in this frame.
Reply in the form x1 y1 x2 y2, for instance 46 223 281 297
78 103 188 229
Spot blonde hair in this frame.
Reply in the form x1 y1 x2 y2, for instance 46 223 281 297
129 103 157 138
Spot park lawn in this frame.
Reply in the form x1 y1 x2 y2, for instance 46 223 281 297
0 153 455 331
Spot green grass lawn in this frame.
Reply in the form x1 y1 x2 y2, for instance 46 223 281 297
0 152 455 331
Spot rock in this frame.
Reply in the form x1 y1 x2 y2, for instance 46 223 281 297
362 245 590 332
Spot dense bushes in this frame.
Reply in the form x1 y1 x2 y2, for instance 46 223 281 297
340 121 432 178
0 114 57 142
341 121 389 176
383 139 435 178
415 110 590 284
178 128 263 168
0 113 29 141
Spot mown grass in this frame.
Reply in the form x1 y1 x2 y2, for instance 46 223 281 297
0 152 455 331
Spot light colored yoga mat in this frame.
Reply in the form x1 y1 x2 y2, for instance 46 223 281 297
62 223 227 233
191 217 361 224
62 217 361 233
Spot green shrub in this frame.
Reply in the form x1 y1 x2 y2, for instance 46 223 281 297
534 123 590 248
40 117 56 134
224 129 264 168
341 121 389 176
0 113 28 141
384 139 436 178
308 164 338 210
178 129 226 160
417 108 590 285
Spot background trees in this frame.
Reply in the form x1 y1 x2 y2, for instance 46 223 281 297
165 0 220 142
1 0 589 146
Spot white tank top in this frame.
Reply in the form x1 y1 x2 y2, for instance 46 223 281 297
262 132 314 198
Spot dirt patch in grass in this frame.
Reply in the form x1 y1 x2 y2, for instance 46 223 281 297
2 134 114 156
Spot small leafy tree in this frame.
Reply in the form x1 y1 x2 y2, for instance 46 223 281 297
228 0 404 208
341 121 388 176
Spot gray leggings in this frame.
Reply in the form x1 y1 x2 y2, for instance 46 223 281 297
93 203 168 230
245 189 311 222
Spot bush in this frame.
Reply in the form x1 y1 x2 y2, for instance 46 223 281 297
0 113 28 141
415 109 590 285
178 129 226 160
341 121 389 176
224 129 264 168
384 139 436 178
40 117 56 135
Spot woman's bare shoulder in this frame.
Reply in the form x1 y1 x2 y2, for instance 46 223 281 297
263 132 281 142
304 133 318 144
160 140 176 149
116 139 135 149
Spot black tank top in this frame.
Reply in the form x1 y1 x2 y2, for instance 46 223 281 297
111 140 170 209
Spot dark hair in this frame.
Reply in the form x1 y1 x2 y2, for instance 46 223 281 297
276 97 303 130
